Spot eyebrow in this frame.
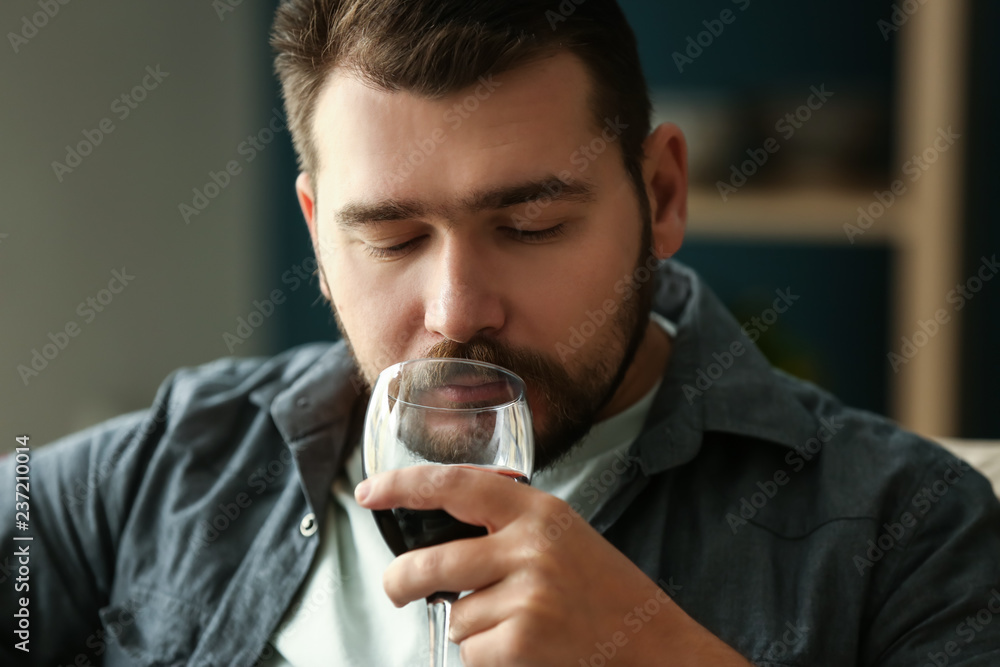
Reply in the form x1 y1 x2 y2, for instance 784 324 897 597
335 176 597 228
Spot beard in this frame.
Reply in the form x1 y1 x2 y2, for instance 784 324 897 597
325 225 657 473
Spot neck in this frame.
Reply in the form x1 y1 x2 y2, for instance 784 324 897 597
596 319 672 422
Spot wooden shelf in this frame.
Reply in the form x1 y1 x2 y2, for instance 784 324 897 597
686 186 897 244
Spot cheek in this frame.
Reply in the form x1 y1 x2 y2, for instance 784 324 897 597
327 250 425 372
528 262 628 359
524 236 639 355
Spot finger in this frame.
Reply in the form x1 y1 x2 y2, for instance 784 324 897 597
449 579 518 643
356 464 532 532
382 534 509 607
458 618 532 667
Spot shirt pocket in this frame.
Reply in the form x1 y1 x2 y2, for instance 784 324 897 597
99 586 210 666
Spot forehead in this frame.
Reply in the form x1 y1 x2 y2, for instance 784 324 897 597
309 52 605 207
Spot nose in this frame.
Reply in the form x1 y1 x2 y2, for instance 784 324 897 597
423 239 505 343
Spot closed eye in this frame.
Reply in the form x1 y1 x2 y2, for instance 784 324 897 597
502 224 567 243
364 236 426 260
364 223 568 260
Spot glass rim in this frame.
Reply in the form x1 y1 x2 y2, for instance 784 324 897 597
382 357 527 413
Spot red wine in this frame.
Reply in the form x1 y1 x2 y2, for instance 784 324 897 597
373 465 528 556
371 465 528 602
373 507 487 557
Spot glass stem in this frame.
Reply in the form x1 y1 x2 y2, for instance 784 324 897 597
427 598 452 667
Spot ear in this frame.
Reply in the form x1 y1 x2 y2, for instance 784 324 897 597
295 172 331 301
642 123 688 259
296 172 318 246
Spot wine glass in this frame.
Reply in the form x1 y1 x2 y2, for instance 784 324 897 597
362 357 535 667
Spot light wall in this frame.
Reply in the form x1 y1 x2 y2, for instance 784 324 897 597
0 2 280 448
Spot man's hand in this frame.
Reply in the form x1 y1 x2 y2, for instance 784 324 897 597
355 465 752 666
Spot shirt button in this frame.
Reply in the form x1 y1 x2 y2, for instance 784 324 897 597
300 512 317 537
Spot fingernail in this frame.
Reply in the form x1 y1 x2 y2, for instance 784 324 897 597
355 479 371 503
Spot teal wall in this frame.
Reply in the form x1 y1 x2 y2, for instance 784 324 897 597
260 1 997 434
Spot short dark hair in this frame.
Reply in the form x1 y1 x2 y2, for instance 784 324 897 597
271 0 652 218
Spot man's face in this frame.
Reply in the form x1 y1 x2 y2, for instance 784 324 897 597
300 53 661 469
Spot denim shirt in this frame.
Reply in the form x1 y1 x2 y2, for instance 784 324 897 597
3 261 999 666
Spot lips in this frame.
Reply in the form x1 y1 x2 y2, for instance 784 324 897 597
435 380 511 406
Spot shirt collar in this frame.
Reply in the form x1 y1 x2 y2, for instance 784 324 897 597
251 343 361 446
250 342 362 515
632 260 816 476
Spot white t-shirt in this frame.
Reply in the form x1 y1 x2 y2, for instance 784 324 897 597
262 314 674 666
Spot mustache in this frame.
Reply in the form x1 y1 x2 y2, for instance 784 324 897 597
420 337 600 440
422 338 569 389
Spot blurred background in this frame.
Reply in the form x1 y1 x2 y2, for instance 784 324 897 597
1 0 997 451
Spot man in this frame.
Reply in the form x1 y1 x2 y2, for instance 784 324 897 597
3 1 999 665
